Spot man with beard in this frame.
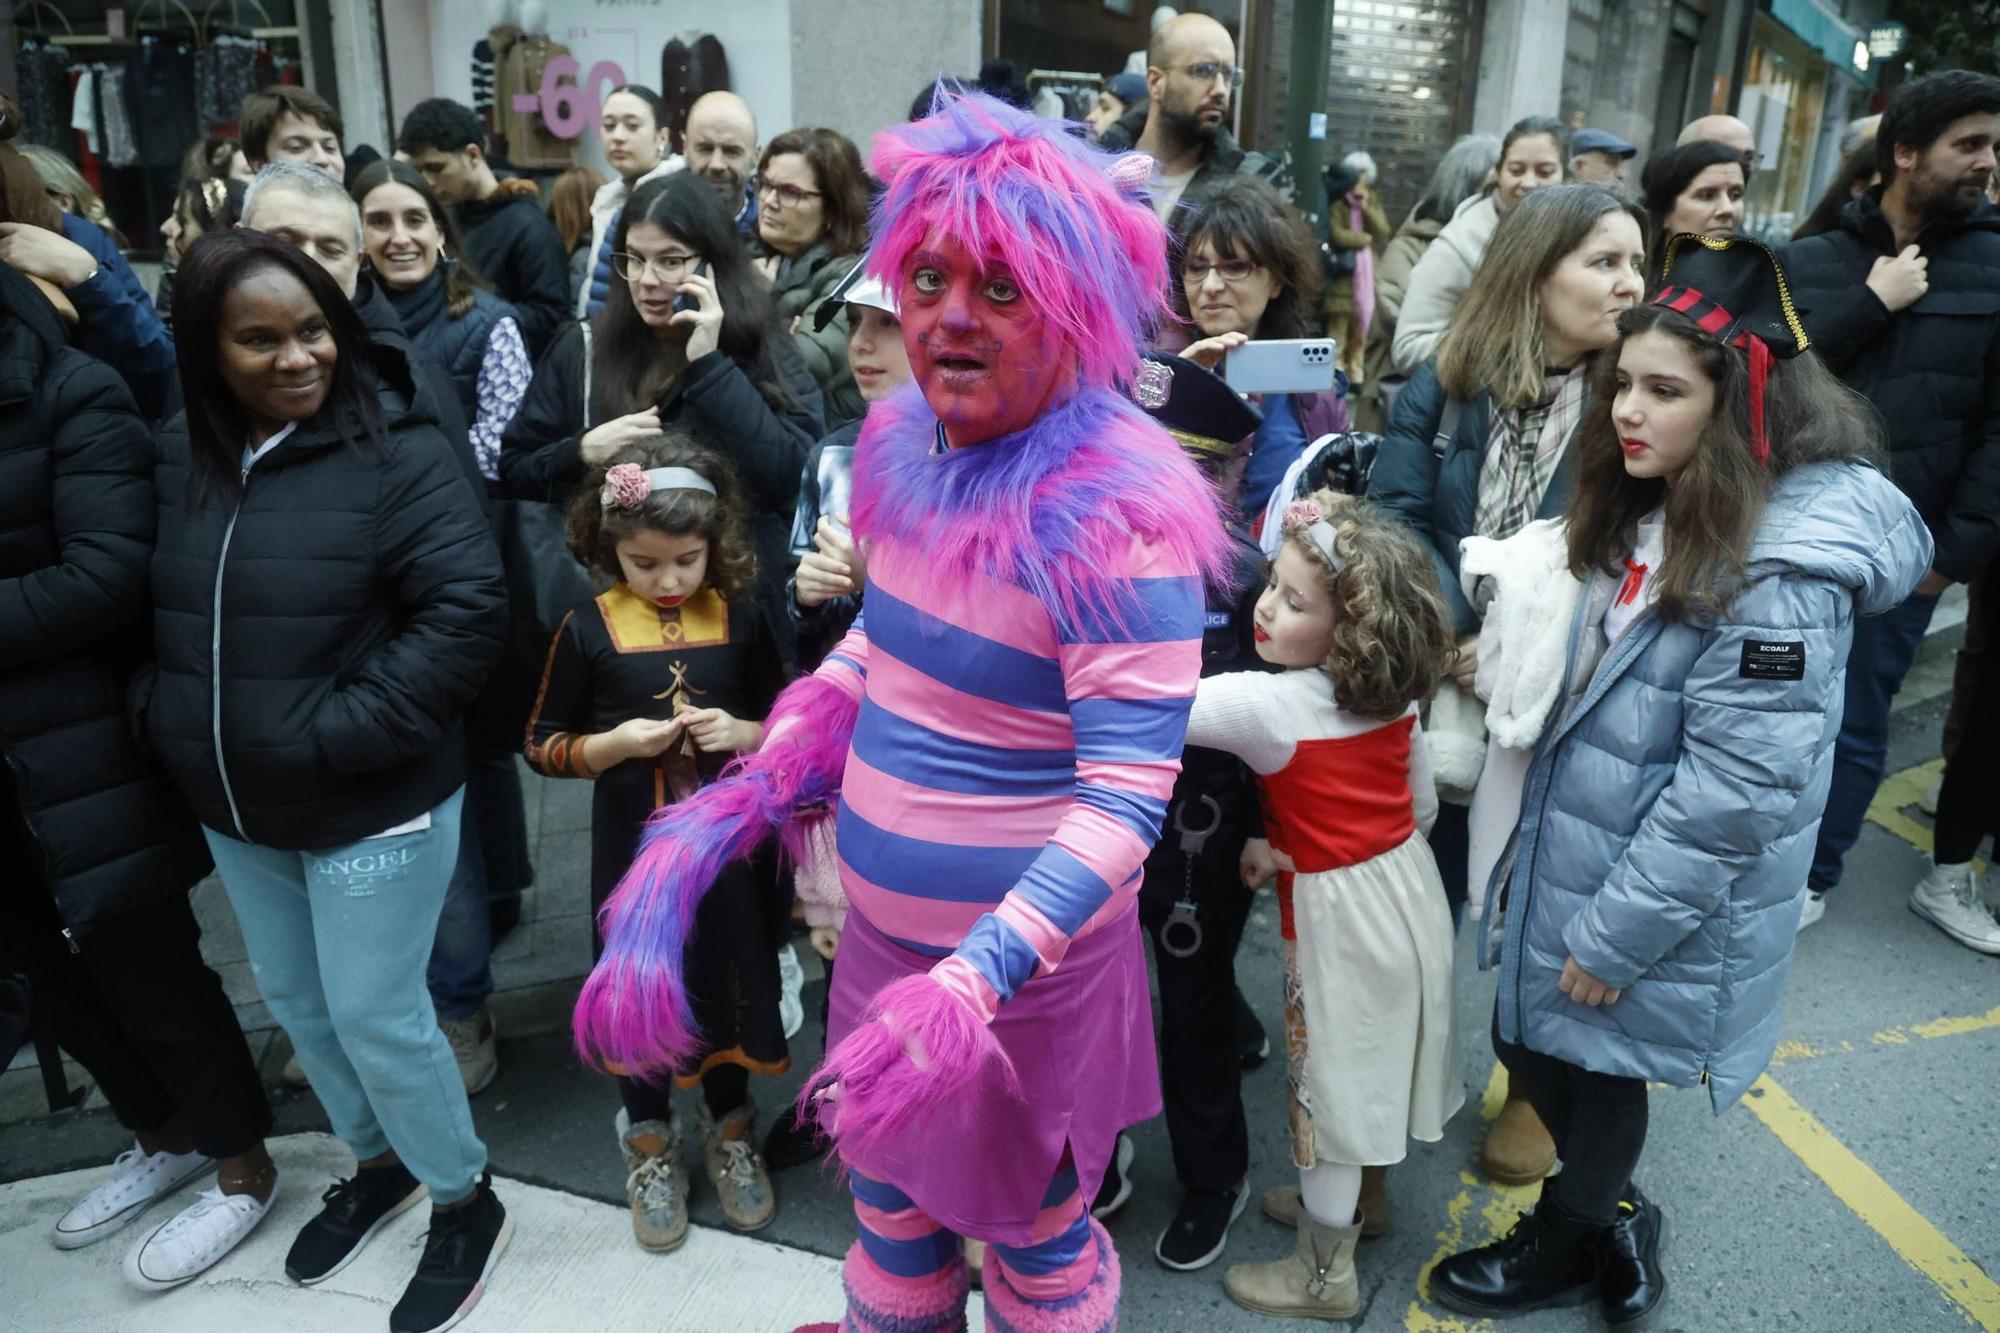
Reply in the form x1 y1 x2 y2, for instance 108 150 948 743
683 91 760 237
1783 70 2000 936
1097 12 1286 235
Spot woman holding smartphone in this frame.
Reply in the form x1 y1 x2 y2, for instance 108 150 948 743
501 171 824 633
1171 176 1350 514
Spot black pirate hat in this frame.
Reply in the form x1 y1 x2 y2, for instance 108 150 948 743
1133 353 1262 465
1651 233 1811 463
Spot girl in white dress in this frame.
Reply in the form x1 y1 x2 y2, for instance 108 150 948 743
1192 491 1466 1320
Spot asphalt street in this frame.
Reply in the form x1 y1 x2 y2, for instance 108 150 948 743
4 686 1996 1333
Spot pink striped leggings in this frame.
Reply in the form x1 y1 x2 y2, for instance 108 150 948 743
838 1163 1121 1332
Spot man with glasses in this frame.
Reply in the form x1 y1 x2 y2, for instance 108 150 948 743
1097 12 1287 232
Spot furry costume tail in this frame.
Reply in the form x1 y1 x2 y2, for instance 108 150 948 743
803 974 1021 1171
573 674 858 1074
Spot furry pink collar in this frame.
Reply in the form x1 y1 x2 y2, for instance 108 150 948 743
850 384 1233 631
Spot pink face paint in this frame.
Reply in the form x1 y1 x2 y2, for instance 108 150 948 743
899 232 1073 446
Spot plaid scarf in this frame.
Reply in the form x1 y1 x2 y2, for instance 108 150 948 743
1474 367 1590 541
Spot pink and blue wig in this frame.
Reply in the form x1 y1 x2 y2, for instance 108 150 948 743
867 89 1170 393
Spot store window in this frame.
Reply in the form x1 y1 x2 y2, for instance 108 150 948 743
11 0 324 259
1741 14 1826 240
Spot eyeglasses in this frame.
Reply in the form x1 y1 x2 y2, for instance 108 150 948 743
1173 61 1244 90
611 250 700 281
754 176 823 209
1184 258 1260 284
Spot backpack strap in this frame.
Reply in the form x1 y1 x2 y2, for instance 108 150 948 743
579 320 595 432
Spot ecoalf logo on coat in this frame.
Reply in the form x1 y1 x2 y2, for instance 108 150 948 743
1739 640 1805 682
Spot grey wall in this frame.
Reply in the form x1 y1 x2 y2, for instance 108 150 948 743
789 0 982 151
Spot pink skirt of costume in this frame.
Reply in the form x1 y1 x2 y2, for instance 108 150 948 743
826 902 1160 1247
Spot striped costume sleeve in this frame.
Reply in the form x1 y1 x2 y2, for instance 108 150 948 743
932 539 1203 1022
818 611 869 701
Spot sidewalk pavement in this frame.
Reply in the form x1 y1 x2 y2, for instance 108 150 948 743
0 1131 895 1333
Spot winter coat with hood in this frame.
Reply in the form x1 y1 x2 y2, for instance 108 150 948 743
0 262 210 938
451 178 571 359
750 235 864 428
1480 461 1931 1110
1781 191 2000 582
145 343 509 851
1390 192 1499 376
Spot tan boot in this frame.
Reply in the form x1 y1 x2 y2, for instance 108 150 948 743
1259 1166 1391 1239
1481 1092 1557 1185
616 1108 689 1253
698 1102 776 1232
1223 1214 1362 1320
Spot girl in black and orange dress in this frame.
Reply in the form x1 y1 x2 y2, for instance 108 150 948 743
525 436 787 1251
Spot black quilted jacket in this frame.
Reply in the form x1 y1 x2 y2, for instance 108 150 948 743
1782 193 2000 581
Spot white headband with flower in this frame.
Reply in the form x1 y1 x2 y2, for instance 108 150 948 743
1281 498 1348 573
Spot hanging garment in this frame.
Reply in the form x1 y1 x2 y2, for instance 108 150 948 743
127 36 200 169
15 40 75 148
102 70 140 168
472 37 496 119
70 66 101 154
497 34 577 169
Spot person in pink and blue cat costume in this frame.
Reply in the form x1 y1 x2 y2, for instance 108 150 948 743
571 90 1233 1332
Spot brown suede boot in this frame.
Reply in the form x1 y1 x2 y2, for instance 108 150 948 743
1259 1165 1391 1239
1224 1214 1362 1320
1481 1093 1558 1185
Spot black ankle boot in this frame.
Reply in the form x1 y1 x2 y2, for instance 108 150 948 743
1600 1186 1667 1326
1431 1193 1602 1318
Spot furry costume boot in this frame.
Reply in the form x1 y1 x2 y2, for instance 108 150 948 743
983 1218 1121 1333
832 1242 970 1333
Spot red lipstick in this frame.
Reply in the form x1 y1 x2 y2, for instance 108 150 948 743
1620 438 1649 456
1253 625 1270 643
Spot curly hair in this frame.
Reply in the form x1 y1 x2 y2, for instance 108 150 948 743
566 436 757 601
1282 491 1455 720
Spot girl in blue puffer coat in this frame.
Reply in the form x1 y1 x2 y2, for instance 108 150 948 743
1431 237 1932 1327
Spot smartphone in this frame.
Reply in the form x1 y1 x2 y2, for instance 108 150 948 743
1223 338 1339 395
673 259 708 314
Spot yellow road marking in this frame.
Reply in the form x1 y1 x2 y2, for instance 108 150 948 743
1769 1004 2000 1067
1865 758 1945 855
1744 1074 2000 1331
1404 1063 1537 1331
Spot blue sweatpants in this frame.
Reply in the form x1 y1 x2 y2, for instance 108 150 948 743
204 788 486 1203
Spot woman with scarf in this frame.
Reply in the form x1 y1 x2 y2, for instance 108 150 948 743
1367 182 1647 1190
350 160 531 487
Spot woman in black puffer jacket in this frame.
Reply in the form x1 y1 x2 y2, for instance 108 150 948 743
147 229 513 1325
0 256 279 1288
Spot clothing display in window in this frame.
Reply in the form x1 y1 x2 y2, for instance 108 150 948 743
14 38 75 149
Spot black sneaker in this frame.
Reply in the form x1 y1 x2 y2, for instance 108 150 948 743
1090 1133 1136 1220
285 1163 425 1284
390 1173 512 1333
1154 1183 1248 1271
761 1100 827 1172
1233 987 1270 1068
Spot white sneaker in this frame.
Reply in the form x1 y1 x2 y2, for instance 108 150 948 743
777 943 805 1040
1795 890 1827 932
1910 862 2000 955
53 1144 213 1250
124 1175 279 1290
1919 779 1941 816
